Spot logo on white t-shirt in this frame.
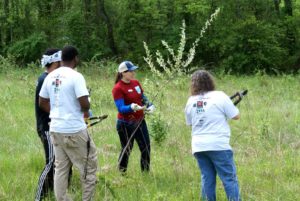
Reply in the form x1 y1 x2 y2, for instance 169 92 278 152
51 75 62 108
52 78 62 93
196 100 206 113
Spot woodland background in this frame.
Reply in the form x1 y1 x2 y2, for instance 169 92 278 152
0 0 299 73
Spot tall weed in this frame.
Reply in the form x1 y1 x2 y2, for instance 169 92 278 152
143 8 220 78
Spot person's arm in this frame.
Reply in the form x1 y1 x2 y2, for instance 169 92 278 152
114 98 133 113
142 94 152 107
141 93 156 114
137 81 155 113
113 95 144 113
78 96 90 112
185 98 192 126
222 92 240 120
38 76 50 113
35 77 43 105
74 73 90 117
39 97 50 113
78 96 90 118
35 76 45 116
232 114 240 120
112 86 142 113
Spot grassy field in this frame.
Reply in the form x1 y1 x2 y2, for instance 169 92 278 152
0 65 300 200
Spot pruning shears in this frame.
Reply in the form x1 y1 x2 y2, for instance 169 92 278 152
85 88 109 127
85 115 108 128
230 90 248 105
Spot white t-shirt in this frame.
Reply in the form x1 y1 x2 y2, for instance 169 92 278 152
185 91 239 154
39 67 89 133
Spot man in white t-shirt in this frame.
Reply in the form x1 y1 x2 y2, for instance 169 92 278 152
185 70 241 201
39 46 98 201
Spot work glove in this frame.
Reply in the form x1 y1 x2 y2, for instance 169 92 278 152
131 103 145 112
145 105 155 114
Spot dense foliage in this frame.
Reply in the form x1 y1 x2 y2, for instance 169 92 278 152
0 0 299 73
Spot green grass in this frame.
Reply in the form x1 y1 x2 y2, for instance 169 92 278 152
0 66 300 200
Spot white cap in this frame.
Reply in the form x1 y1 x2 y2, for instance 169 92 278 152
118 61 139 73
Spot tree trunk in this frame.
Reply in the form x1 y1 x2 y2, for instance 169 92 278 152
54 0 64 12
284 0 292 16
284 0 295 55
97 0 118 55
0 23 2 52
83 0 92 52
274 0 280 15
37 1 53 42
24 3 32 36
83 0 91 22
4 0 9 17
37 1 51 18
234 0 242 19
4 0 10 44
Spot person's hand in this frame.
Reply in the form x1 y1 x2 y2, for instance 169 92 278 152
131 103 145 112
84 111 90 118
84 110 93 125
145 105 155 114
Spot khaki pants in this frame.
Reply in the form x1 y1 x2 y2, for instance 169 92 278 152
51 129 98 201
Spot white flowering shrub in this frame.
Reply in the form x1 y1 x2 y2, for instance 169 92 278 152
143 8 220 78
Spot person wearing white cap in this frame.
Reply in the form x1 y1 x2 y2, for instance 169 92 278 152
35 48 61 200
112 61 155 174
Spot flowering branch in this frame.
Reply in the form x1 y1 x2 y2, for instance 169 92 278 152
143 8 220 78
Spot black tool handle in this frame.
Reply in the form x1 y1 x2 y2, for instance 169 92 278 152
230 90 248 105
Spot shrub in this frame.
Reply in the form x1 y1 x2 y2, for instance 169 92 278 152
0 55 18 73
7 32 47 65
149 113 168 145
221 17 288 74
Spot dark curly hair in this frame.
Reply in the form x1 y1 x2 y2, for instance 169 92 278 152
190 70 215 95
62 46 78 62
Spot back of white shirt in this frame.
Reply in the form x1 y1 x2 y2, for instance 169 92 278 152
185 91 239 153
39 67 89 133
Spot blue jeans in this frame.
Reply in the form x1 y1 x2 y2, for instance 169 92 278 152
194 150 241 201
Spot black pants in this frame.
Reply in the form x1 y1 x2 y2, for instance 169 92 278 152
116 119 151 172
35 130 55 201
35 130 72 201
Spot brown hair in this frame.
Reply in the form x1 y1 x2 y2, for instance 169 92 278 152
115 72 123 84
190 70 215 95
